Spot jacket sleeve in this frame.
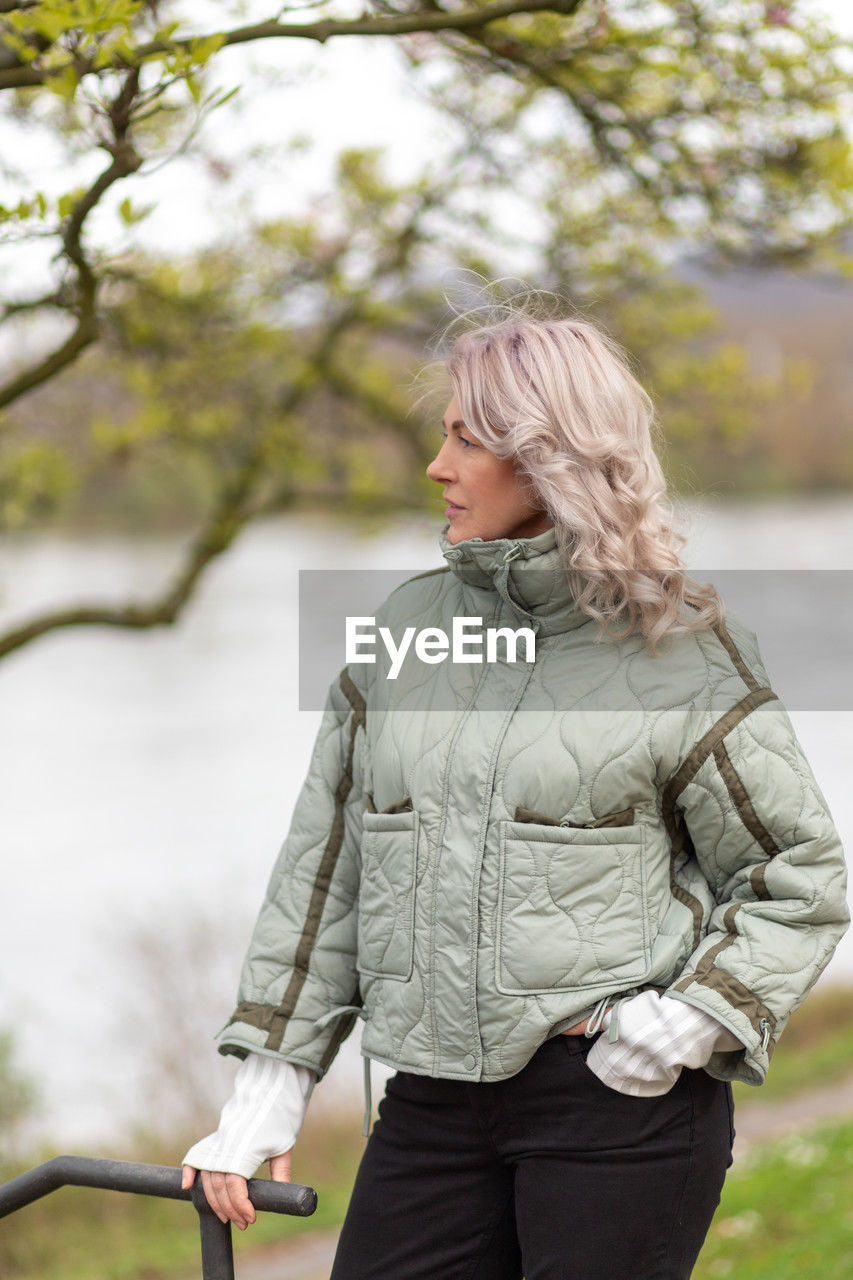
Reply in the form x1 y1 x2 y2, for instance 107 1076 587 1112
216 664 369 1080
663 669 849 1088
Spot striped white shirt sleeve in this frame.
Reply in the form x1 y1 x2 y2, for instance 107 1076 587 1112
182 1053 317 1179
585 990 745 1097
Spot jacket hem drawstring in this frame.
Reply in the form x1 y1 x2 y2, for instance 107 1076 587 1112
584 994 631 1043
315 1005 373 1136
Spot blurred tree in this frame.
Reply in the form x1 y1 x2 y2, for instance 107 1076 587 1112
0 0 851 657
0 1028 38 1164
109 907 255 1142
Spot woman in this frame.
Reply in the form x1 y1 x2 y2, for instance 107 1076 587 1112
182 305 849 1279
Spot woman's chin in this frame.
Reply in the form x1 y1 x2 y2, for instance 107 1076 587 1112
444 512 514 544
444 519 470 544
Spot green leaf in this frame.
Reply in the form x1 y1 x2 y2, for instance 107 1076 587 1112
188 33 227 65
34 11 68 43
44 64 80 101
211 84 241 108
93 44 117 70
118 196 154 226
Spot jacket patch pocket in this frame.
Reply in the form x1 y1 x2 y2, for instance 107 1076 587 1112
358 809 420 981
495 819 651 996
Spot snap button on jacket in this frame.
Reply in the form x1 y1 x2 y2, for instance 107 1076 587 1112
218 525 850 1089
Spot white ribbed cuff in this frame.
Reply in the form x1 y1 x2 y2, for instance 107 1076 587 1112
585 991 744 1097
182 1054 317 1179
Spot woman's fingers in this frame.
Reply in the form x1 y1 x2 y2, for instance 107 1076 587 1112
269 1150 292 1182
190 1154 295 1228
200 1170 227 1224
561 1005 614 1035
224 1172 256 1227
201 1170 255 1229
208 1170 248 1228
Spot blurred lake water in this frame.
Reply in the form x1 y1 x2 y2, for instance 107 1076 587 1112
1 497 852 1147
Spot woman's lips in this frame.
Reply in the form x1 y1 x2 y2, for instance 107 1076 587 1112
445 504 465 518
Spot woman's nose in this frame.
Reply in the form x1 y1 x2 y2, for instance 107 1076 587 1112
426 440 454 484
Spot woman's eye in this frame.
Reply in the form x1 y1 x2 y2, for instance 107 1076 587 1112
440 429 475 449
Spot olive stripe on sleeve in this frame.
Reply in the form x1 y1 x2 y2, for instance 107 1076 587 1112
223 668 366 1052
262 666 366 1052
662 684 779 950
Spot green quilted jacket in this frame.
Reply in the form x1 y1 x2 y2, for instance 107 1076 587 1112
218 524 849 1090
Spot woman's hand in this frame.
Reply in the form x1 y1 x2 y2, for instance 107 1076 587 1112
561 1009 612 1035
181 1151 293 1231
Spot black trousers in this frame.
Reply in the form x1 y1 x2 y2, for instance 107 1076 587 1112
329 1032 735 1280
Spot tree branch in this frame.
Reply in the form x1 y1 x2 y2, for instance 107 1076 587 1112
0 138 467 658
0 307 99 410
245 484 434 522
0 0 585 90
317 356 429 457
0 290 381 658
0 82 142 410
0 482 438 662
0 287 69 321
0 450 264 660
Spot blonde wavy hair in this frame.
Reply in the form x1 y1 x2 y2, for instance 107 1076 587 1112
422 289 725 656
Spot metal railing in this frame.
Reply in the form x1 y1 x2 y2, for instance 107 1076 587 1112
0 1155 317 1280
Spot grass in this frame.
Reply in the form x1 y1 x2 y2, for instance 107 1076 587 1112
693 1117 853 1280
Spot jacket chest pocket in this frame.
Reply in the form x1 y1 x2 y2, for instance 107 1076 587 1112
495 818 651 996
358 809 421 981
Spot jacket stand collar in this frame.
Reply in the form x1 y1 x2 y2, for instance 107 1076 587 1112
438 524 590 636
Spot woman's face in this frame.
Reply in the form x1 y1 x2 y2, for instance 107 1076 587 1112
425 396 553 545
